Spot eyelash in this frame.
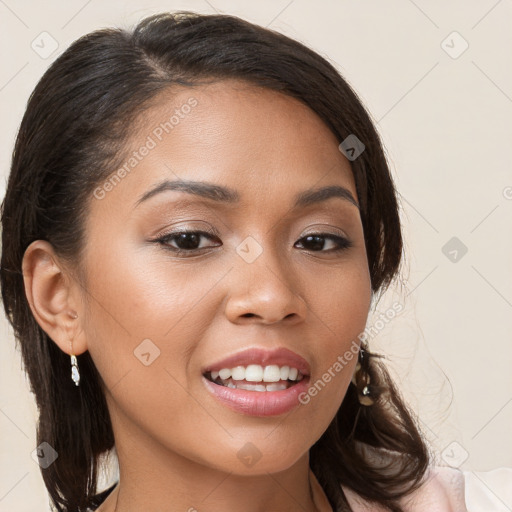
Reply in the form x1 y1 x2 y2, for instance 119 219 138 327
152 228 353 256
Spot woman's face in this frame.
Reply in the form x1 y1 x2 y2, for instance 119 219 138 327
80 79 372 475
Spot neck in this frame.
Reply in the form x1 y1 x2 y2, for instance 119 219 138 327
100 412 331 512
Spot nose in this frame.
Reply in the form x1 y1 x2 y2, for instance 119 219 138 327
224 245 308 325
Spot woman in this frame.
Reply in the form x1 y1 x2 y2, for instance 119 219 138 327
0 11 468 511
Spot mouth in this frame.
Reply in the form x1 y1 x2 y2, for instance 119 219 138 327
201 347 312 416
203 364 307 392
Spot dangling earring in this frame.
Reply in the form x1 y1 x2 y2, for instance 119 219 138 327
351 346 374 406
68 311 80 386
70 340 80 386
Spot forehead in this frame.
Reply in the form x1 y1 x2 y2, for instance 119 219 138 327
94 79 357 213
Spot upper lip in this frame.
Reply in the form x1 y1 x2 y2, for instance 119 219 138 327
202 347 311 376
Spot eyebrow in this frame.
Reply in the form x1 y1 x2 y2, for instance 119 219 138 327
133 179 359 210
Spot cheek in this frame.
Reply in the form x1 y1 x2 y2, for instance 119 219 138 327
86 242 210 332
298 256 371 419
306 252 372 344
82 245 217 392
82 252 225 462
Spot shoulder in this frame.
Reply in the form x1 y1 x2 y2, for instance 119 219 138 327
462 467 512 511
398 465 467 511
342 465 468 512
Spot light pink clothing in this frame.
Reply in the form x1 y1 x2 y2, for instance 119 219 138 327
310 465 469 511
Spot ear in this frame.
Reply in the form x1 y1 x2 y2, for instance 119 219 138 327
21 240 88 356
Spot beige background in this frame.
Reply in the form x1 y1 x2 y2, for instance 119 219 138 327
1 1 511 510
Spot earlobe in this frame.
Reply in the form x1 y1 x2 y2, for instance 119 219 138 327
21 239 87 355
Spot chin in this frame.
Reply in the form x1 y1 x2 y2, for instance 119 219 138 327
202 439 311 477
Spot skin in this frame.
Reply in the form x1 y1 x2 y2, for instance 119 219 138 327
22 79 373 512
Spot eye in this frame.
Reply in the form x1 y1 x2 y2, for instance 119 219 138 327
152 229 353 257
153 228 220 255
294 233 353 253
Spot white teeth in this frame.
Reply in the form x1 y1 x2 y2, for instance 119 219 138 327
266 383 288 391
220 380 290 392
262 365 281 382
208 364 304 383
236 383 267 392
245 364 263 382
231 365 245 380
280 365 290 380
218 368 231 380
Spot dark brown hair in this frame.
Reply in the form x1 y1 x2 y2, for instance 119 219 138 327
0 11 430 512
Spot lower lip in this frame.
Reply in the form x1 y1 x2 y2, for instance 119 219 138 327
202 376 310 417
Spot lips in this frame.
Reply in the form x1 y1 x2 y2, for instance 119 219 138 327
202 347 311 377
201 347 312 416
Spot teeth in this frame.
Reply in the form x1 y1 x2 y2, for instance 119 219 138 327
245 364 263 382
217 379 290 392
262 365 281 382
288 367 298 380
218 368 231 380
266 383 288 391
208 364 304 383
236 383 267 392
231 366 245 380
280 366 290 380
